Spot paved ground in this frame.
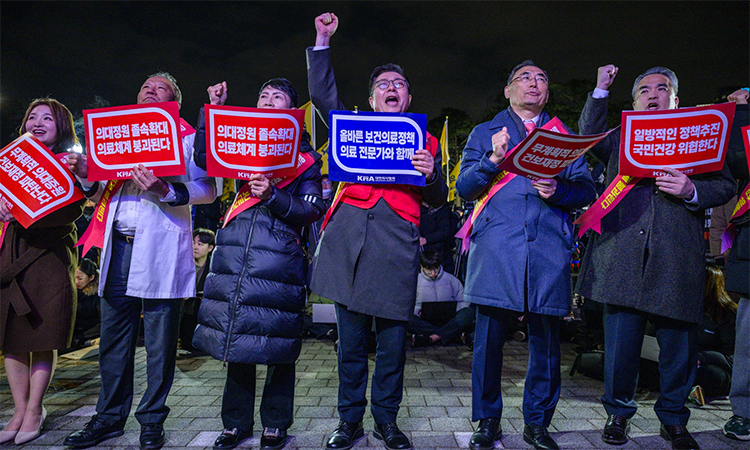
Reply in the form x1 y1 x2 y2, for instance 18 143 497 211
0 338 743 449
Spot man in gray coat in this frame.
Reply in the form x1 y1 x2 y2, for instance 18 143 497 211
307 12 447 450
576 65 736 450
456 61 596 450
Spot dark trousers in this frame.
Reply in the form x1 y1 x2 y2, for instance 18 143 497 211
335 303 407 425
695 352 732 397
95 234 182 426
602 304 697 425
408 307 475 343
179 297 201 351
472 305 561 427
222 362 295 432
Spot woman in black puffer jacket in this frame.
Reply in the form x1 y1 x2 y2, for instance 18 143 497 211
192 79 325 450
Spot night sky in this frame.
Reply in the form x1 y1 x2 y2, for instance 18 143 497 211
1 1 748 148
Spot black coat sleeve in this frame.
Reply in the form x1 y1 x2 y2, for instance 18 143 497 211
193 107 207 170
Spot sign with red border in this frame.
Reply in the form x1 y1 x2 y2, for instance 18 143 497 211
741 124 750 176
0 134 84 228
619 103 735 178
497 117 613 181
205 105 304 180
83 102 185 181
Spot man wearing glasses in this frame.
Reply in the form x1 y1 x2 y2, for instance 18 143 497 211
306 12 447 450
456 61 596 450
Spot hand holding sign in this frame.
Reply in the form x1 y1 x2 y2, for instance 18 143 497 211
208 82 228 106
596 64 619 91
66 152 88 178
0 197 15 223
132 164 170 197
532 178 558 199
655 166 695 199
490 127 510 165
248 173 273 200
411 149 435 178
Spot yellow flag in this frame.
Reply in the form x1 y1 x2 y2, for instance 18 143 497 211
318 140 329 175
440 116 449 167
300 101 314 136
448 160 461 202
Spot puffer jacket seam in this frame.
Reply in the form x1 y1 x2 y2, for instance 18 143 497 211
222 208 258 362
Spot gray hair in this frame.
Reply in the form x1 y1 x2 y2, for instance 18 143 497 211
146 71 182 105
631 67 678 100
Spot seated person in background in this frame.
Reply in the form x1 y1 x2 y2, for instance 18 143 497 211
419 203 456 275
179 228 215 353
72 258 101 348
690 263 737 405
410 250 474 348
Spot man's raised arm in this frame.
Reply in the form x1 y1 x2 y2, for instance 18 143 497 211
306 12 346 124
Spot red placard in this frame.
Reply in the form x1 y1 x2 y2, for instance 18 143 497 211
205 105 304 180
0 134 84 228
497 118 613 181
619 103 735 178
742 124 750 176
83 102 185 181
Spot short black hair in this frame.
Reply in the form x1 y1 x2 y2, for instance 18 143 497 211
368 63 411 96
193 228 216 246
507 59 549 86
259 78 299 108
419 249 441 270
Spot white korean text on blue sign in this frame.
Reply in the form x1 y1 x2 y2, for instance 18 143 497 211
329 110 427 186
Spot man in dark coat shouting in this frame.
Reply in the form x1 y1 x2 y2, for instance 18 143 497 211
576 65 736 450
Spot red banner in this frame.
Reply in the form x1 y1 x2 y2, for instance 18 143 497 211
497 118 614 181
0 134 84 228
76 179 124 256
742 124 750 176
573 175 641 238
205 105 304 180
180 118 196 137
619 103 735 178
83 102 186 181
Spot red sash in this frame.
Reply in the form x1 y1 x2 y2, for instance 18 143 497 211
180 118 196 137
454 171 517 253
223 152 316 227
720 182 750 253
76 180 125 256
573 175 641 238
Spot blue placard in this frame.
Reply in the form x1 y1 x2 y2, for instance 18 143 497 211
328 110 427 186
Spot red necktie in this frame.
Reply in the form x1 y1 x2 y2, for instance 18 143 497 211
524 121 536 136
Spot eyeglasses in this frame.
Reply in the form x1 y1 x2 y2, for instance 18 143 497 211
374 78 409 90
510 74 549 85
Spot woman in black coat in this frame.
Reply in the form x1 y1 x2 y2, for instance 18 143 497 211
192 79 325 450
